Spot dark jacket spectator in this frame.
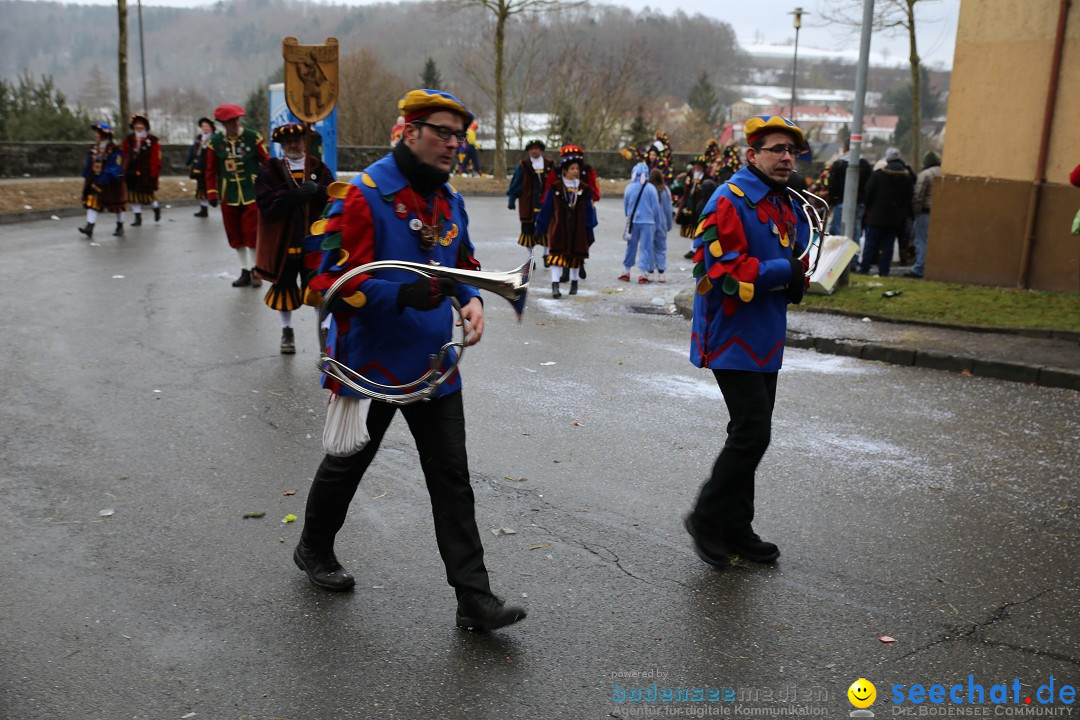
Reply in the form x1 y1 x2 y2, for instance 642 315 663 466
865 155 916 228
827 153 872 206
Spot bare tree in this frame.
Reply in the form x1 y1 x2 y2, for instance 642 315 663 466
337 48 412 146
460 14 549 150
449 0 584 176
819 0 940 169
542 29 657 152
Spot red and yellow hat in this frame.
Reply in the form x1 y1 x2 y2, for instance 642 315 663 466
398 89 474 124
744 115 806 149
559 144 585 169
272 122 305 143
213 104 246 122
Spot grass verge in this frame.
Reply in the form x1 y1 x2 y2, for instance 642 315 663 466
798 273 1080 332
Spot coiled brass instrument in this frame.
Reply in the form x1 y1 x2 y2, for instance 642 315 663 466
317 258 532 405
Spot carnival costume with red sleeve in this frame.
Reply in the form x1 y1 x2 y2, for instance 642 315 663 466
506 140 553 249
121 114 163 225
690 164 810 373
303 149 482 401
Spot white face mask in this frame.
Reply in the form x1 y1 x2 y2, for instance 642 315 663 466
693 170 704 180
135 130 148 139
98 140 109 149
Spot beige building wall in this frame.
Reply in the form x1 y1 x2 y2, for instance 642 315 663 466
929 0 1079 291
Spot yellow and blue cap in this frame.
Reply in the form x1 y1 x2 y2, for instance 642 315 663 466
399 89 474 124
744 115 806 149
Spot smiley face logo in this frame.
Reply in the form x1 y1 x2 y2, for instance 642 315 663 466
848 678 876 708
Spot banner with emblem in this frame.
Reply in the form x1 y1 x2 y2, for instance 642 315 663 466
282 37 339 123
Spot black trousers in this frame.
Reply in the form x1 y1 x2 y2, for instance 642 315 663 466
690 369 778 540
301 391 491 598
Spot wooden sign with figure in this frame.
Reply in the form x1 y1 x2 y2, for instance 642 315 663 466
282 37 339 123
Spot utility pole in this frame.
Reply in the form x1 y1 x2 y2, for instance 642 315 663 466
138 0 147 112
840 0 874 243
117 0 130 124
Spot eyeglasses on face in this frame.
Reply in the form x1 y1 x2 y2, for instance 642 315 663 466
412 121 467 143
756 144 800 157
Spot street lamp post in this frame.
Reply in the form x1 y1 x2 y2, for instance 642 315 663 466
788 7 806 123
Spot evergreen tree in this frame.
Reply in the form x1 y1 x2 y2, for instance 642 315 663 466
421 57 442 90
0 72 94 141
687 71 718 127
628 105 650 148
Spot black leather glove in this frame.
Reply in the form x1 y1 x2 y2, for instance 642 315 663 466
397 277 457 312
297 181 319 196
508 200 516 210
209 198 218 208
786 257 806 305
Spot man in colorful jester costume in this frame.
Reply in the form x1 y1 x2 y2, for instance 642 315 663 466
684 115 810 567
254 122 335 355
506 139 553 250
78 122 127 238
295 89 527 633
205 104 270 288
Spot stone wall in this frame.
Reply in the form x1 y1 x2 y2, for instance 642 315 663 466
1 141 704 181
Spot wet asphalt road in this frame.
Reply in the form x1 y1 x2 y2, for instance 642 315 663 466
1 195 1077 720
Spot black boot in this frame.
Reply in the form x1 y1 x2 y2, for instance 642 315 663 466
194 206 209 218
579 262 586 280
293 542 355 591
725 532 780 563
112 221 124 237
78 222 95 238
560 267 570 283
551 281 561 299
231 269 252 287
280 327 295 354
131 213 142 227
569 280 578 295
456 591 527 632
153 206 161 222
250 268 263 288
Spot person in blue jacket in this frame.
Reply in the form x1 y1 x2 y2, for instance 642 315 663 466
78 122 127 238
646 167 673 284
295 89 526 633
620 161 660 283
684 115 810 567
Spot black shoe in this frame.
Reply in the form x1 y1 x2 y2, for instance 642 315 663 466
683 514 731 568
569 280 578 295
194 206 209 218
551 281 561 299
683 250 695 259
232 269 252 287
560 267 570 283
153 206 161 222
456 592 527 632
78 222 95 238
725 532 780 563
112 221 124 237
250 268 262 288
293 542 356 591
280 327 295 354
131 213 142 227
578 264 586 280
903 271 923 278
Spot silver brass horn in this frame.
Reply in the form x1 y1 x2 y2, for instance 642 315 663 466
786 187 828 278
317 257 532 405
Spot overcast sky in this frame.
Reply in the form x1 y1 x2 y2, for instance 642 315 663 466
38 0 962 69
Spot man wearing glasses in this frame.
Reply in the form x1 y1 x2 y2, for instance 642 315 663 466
295 89 526 633
685 115 810 568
